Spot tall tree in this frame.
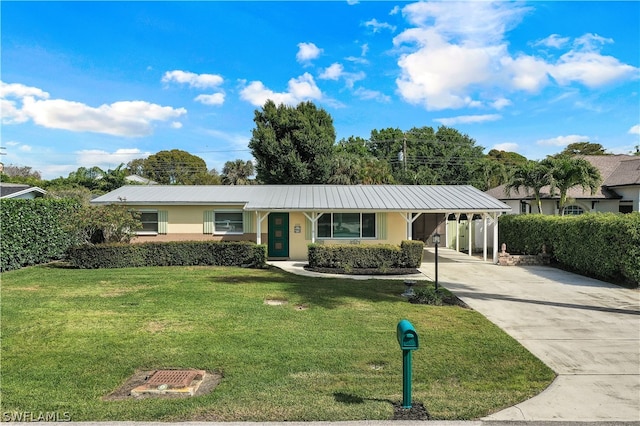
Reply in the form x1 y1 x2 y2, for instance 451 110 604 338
368 126 485 185
505 160 552 213
555 142 607 157
139 149 211 184
221 159 254 185
542 157 602 215
249 100 336 184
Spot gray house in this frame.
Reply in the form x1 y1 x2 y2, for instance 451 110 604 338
486 155 640 215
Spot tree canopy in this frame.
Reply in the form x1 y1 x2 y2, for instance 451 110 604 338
128 149 220 185
249 100 336 184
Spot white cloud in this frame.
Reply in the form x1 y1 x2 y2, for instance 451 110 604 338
76 148 151 169
195 93 225 105
162 70 224 89
296 42 322 64
319 63 344 80
501 54 550 92
1 80 187 136
534 34 570 49
395 28 505 110
401 1 529 46
550 50 638 88
346 0 359 5
536 134 590 147
21 98 186 137
492 142 519 152
393 3 638 111
171 121 183 129
389 6 400 15
364 18 396 33
0 81 50 99
434 114 502 126
573 33 613 52
628 124 640 135
491 98 512 110
19 145 32 152
240 73 323 106
353 87 391 103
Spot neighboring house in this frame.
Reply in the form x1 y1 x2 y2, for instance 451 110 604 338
486 155 640 215
91 185 511 262
0 183 47 199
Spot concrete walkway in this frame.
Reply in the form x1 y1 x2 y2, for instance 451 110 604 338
270 249 640 422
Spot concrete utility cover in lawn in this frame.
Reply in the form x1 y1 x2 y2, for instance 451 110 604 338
132 369 207 396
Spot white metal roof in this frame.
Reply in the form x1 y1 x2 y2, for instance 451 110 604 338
91 184 511 213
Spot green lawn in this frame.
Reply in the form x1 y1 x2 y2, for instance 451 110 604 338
0 264 554 421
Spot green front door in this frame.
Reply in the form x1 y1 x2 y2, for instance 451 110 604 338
268 213 289 258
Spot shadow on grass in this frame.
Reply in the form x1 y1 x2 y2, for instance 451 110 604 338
209 267 413 309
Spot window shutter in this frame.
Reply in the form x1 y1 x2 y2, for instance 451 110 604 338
204 210 214 234
376 213 386 240
158 210 168 234
243 211 254 233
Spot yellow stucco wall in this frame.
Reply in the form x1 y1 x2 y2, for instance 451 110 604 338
130 206 414 260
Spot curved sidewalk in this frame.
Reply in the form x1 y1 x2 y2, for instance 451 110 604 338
271 249 640 422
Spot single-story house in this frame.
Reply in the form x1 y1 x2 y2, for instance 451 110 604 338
0 183 47 199
91 185 511 262
486 155 640 215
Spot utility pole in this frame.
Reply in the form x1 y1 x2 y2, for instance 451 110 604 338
403 135 407 171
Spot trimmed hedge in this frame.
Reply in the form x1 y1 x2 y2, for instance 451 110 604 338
1 198 81 272
307 240 424 271
500 213 640 286
66 241 267 269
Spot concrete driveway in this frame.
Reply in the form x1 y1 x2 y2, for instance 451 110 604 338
421 248 640 422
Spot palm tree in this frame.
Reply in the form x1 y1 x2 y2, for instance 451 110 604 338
221 159 254 185
505 160 552 213
542 157 601 215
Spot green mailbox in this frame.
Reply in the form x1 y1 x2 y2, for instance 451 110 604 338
396 319 419 409
397 319 419 350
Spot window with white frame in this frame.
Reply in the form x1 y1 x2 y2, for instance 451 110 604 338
317 213 376 239
563 205 585 215
214 211 244 234
138 211 159 234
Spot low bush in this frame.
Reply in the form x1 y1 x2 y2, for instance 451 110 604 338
67 241 267 269
500 213 640 286
307 240 424 272
408 285 464 307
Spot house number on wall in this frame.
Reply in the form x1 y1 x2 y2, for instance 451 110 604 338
294 225 301 233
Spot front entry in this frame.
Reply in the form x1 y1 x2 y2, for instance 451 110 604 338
268 213 289 258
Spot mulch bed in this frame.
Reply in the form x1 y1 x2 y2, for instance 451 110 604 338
392 401 431 420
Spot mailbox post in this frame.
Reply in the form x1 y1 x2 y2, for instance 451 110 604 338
396 319 419 409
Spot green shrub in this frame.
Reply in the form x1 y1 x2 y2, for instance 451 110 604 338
499 213 640 286
0 198 81 271
307 240 424 270
67 241 267 269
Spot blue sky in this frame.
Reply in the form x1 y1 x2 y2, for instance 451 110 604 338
2 1 639 180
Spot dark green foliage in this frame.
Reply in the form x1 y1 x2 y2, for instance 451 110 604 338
0 198 81 271
307 240 424 271
408 285 456 306
500 213 640 286
401 240 425 267
250 100 336 184
66 241 267 269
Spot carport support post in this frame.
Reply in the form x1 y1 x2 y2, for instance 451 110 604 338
402 349 412 409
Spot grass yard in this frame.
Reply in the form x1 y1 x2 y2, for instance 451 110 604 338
0 264 555 421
